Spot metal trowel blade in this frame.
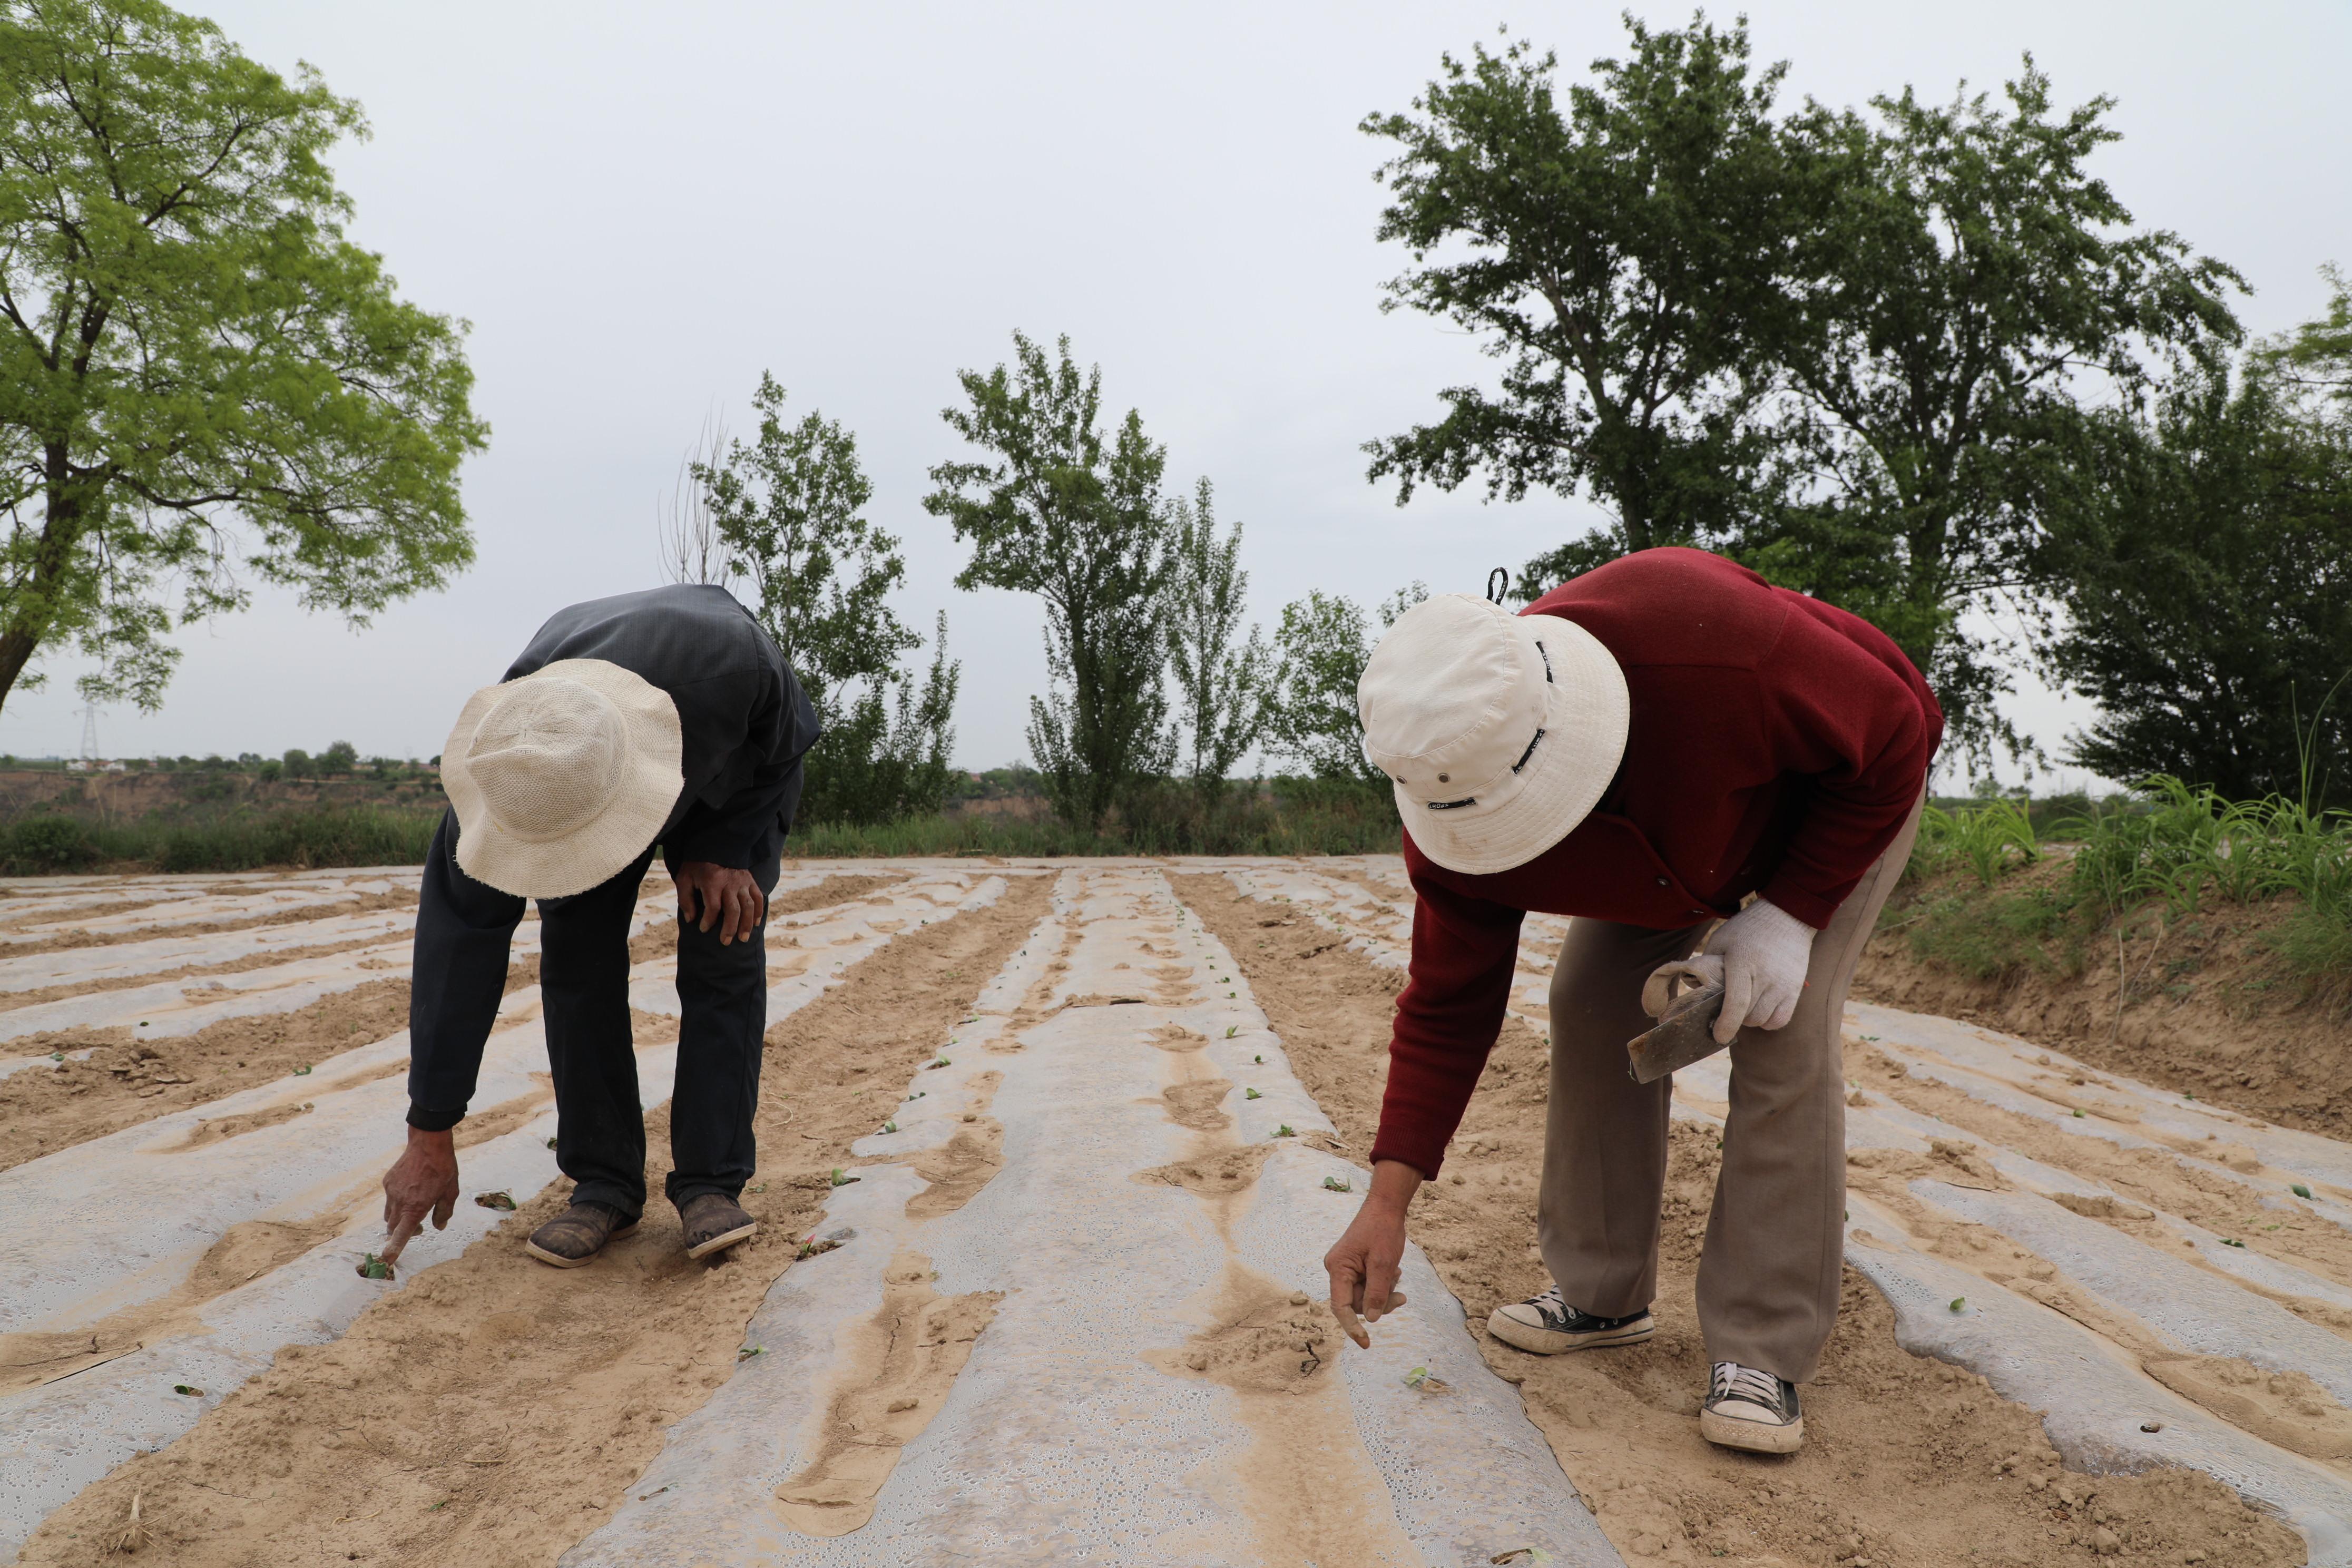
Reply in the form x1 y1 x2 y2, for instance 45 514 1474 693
1625 982 1728 1084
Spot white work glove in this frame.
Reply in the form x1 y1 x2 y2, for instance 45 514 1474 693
1684 898 1817 1045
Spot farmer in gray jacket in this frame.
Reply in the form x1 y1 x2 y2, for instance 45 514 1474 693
378 584 818 1269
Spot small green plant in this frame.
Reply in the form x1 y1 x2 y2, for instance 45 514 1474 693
928 1056 951 1070
545 1136 557 1150
1322 1175 1351 1192
1402 1365 1430 1388
797 1236 841 1259
359 1253 393 1280
2294 1182 2315 1199
829 1168 858 1187
2073 1109 2085 1118
1273 1124 1295 1138
173 1384 202 1396
2221 1237 2247 1248
1244 1087 1263 1101
1253 1054 1263 1064
1948 1297 1967 1313
48 1051 62 1063
737 1345 765 1361
882 1120 898 1134
473 1191 516 1211
1224 1025 1237 1038
291 1064 312 1076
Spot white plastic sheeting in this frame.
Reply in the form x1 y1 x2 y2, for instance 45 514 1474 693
564 868 1622 1568
0 869 1005 1563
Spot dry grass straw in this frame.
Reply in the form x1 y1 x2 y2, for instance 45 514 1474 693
109 1488 149 1554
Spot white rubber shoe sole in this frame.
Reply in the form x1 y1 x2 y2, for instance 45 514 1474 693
1486 1307 1657 1356
1700 1404 1805 1454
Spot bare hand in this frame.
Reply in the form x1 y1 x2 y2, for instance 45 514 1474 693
1324 1159 1419 1348
672 860 766 946
380 1126 459 1264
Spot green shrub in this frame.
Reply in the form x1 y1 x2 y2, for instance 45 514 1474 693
7 815 93 872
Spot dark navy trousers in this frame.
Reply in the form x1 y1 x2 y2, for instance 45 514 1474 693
406 811 776 1220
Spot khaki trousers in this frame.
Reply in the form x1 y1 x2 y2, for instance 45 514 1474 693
1537 794 1923 1383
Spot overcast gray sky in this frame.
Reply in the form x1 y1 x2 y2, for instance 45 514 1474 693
5 0 2346 790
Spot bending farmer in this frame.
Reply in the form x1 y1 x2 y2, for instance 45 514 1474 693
1323 547 1941 1455
378 584 819 1271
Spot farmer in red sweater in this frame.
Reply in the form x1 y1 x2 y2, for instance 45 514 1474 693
1322 547 1941 1454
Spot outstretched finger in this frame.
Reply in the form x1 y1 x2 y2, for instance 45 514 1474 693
380 1209 424 1266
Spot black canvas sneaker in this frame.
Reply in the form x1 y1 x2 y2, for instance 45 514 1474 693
1700 1360 1804 1453
1485 1286 1657 1355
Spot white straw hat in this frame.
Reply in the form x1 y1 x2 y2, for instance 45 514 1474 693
439 659 684 898
1358 594 1630 876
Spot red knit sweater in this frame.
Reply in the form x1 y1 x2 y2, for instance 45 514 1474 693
1368 548 1943 1178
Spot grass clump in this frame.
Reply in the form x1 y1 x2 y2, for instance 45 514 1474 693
1898 779 2352 987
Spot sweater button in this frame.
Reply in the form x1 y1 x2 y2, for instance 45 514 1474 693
1655 876 1669 887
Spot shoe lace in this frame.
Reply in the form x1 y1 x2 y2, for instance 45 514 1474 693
1528 1286 1567 1312
1710 1361 1781 1408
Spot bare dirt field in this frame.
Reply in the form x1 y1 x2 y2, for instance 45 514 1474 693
2 858 2346 1566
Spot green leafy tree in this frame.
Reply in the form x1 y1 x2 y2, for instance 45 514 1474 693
280 748 311 779
2046 359 2352 807
1749 62 2243 763
319 739 356 775
0 0 485 717
2253 263 2352 420
926 332 1173 830
1361 17 1804 589
1164 479 1266 798
1263 584 1426 782
685 373 957 824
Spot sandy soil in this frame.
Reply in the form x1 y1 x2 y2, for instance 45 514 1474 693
0 978 413 1174
16 872 1050 1568
1862 862 2352 1139
1174 873 2304 1568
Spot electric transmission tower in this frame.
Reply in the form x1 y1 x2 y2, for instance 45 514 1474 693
78 702 99 763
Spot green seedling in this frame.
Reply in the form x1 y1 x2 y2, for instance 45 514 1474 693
1244 1087 1263 1101
1323 1175 1352 1192
426 1501 448 1513
2222 1238 2247 1248
905 1090 927 1101
2294 1183 2315 1199
173 1384 202 1397
1227 992 1236 999
737 1345 765 1361
48 1051 62 1063
1253 1054 1263 1064
928 1056 951 1070
882 1121 898 1134
291 1064 312 1076
473 1191 516 1211
359 1253 394 1280
1274 1124 1295 1138
2185 1091 2197 1101
2073 1109 2085 1118
1224 1026 1237 1039
829 1168 859 1187
1403 1366 1430 1388
545 1136 557 1150
797 1237 841 1260
1948 1297 1967 1313
748 1183 767 1194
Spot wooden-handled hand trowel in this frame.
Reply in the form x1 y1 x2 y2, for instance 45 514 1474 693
1626 959 1729 1085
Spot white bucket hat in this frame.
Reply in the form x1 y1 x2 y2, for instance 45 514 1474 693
439 659 685 898
1358 594 1630 876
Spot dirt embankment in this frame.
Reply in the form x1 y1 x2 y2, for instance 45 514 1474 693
1858 862 2352 1140
18 874 1053 1568
0 768 444 824
1174 873 2300 1568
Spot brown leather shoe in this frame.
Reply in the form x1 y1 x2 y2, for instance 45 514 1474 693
524 1201 637 1269
680 1192 756 1260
